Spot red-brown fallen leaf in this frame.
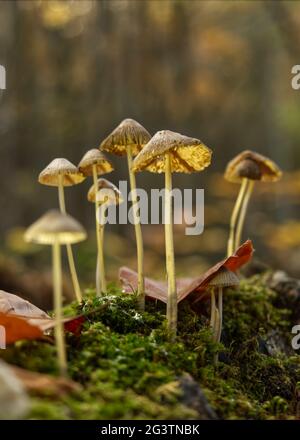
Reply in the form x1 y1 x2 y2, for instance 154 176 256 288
62 315 85 335
120 268 170 303
8 363 81 396
179 239 254 303
0 313 44 344
120 240 254 305
120 268 191 303
0 290 85 343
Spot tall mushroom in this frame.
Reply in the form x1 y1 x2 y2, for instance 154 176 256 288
225 150 282 256
100 118 151 310
132 130 212 338
38 158 85 302
87 178 123 295
78 149 114 295
24 210 86 376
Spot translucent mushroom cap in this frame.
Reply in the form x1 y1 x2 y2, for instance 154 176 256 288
207 267 240 288
24 210 87 245
78 149 114 177
38 158 85 187
132 130 212 174
87 178 123 205
100 118 151 157
225 150 282 184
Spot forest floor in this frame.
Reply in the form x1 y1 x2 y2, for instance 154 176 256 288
1 272 300 420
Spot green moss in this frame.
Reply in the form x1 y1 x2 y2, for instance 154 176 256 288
1 275 299 420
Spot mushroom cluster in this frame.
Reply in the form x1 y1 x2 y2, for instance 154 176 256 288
23 118 283 374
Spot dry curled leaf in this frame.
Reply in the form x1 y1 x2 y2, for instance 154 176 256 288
120 240 254 305
179 239 254 303
0 290 85 344
0 290 50 318
0 313 44 344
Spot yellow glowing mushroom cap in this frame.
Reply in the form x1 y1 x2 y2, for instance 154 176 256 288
100 118 151 157
78 149 114 177
87 178 123 205
225 150 282 184
207 267 240 288
38 158 85 187
24 210 87 245
132 130 212 174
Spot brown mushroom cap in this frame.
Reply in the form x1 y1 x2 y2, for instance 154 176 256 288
24 210 87 245
132 130 212 174
87 178 123 205
235 158 262 181
38 158 85 187
100 118 151 157
225 150 282 184
78 149 114 176
207 267 240 288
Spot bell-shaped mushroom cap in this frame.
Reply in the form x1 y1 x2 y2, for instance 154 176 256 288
87 178 123 205
38 158 85 187
207 267 240 288
225 150 282 184
132 130 212 174
78 149 114 177
24 210 87 245
100 118 151 157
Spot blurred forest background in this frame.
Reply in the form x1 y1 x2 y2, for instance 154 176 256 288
0 0 300 307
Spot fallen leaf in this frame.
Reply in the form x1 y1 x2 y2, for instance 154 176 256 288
119 240 254 305
120 268 170 303
63 315 85 335
0 290 85 343
0 313 44 344
179 239 254 303
0 290 49 318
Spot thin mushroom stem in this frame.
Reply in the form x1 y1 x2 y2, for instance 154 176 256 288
165 152 177 339
52 238 67 376
216 286 223 344
92 165 107 295
213 307 220 366
227 178 249 257
126 145 145 311
235 180 255 250
58 175 82 303
95 201 107 295
214 308 220 341
210 288 216 330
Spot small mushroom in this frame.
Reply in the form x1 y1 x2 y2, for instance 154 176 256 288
39 158 85 302
206 267 239 365
133 130 212 338
87 178 123 296
78 149 114 295
24 210 86 376
225 150 282 256
207 267 240 344
100 118 151 310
